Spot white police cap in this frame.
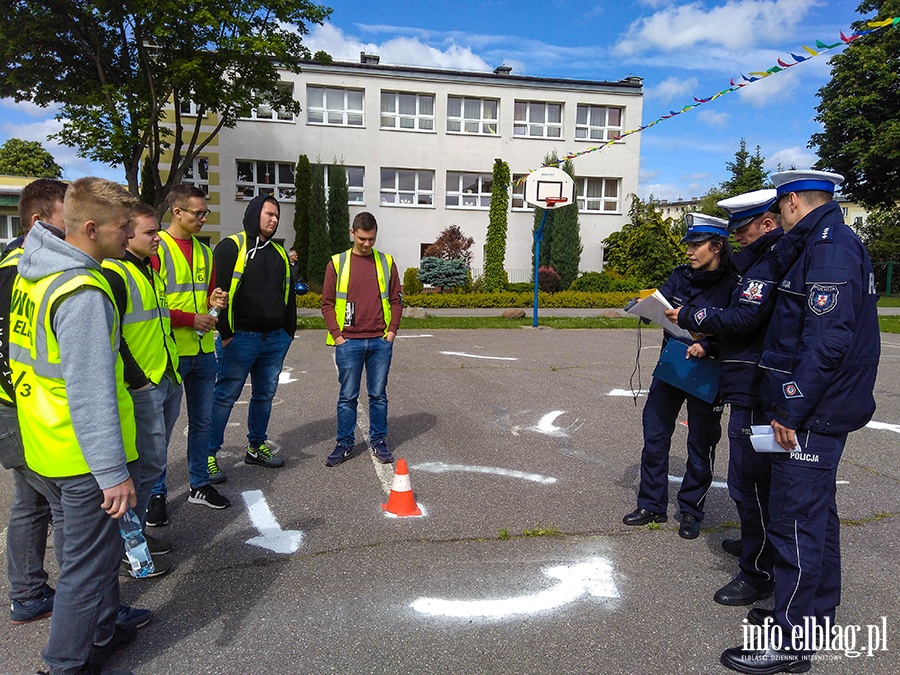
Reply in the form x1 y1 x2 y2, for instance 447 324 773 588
681 213 729 243
771 170 844 197
717 189 777 231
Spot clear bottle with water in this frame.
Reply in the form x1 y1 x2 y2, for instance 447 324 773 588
119 508 154 578
195 305 220 337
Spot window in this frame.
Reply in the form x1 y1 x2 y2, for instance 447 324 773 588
576 177 620 212
322 165 366 204
182 157 210 196
447 96 499 135
235 161 296 201
575 105 623 141
514 101 562 138
381 92 434 131
246 82 295 121
0 214 20 243
841 207 848 218
511 174 528 209
178 98 201 116
380 169 434 206
307 86 364 126
446 172 492 208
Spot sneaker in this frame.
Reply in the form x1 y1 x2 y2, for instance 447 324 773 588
325 444 353 467
207 455 227 484
145 533 171 556
119 556 172 579
90 623 137 665
244 442 285 468
188 484 231 509
10 585 54 625
371 441 394 464
116 604 152 630
145 494 168 527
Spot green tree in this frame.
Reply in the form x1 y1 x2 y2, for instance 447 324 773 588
858 204 900 293
0 1 330 211
139 157 156 205
423 225 474 265
483 158 510 293
603 194 684 287
418 257 468 291
327 163 350 255
720 139 769 196
306 164 330 291
810 1 900 209
530 154 581 288
293 155 312 280
0 138 62 178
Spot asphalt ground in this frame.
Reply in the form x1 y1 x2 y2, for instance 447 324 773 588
1 327 898 674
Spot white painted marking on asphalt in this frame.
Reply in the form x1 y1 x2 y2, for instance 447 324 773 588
668 474 728 489
440 351 517 361
866 420 900 434
397 334 433 338
412 462 557 484
278 370 298 384
383 503 427 518
0 526 7 556
608 388 648 397
836 480 850 485
531 411 566 434
242 490 304 554
412 558 618 618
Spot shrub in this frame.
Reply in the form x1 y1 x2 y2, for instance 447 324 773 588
418 257 468 290
403 267 423 295
538 266 561 293
506 281 532 294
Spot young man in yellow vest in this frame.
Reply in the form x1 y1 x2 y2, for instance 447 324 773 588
9 177 145 672
206 194 295 481
2 179 67 625
102 202 183 578
150 185 228 514
321 211 402 467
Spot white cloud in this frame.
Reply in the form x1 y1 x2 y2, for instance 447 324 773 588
640 168 660 182
1 99 60 119
697 109 729 129
647 76 700 102
615 0 821 56
639 182 685 201
767 146 818 171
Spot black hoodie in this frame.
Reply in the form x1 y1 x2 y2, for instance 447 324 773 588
213 195 296 339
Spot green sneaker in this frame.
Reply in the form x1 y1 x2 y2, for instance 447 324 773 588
245 442 285 468
207 455 227 484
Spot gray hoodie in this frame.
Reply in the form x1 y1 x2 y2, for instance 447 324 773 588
17 222 130 489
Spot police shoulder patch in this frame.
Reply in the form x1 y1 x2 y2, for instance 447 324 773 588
808 283 839 315
694 308 707 324
782 381 804 399
740 279 766 304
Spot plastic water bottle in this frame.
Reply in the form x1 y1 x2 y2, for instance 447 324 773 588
195 305 220 337
119 508 154 578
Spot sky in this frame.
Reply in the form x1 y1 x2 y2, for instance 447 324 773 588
0 0 871 201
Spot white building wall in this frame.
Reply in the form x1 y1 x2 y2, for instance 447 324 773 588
211 60 643 276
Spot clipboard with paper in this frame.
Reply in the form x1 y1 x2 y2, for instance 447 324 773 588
625 288 694 341
651 339 721 404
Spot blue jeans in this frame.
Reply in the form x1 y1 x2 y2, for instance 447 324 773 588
154 351 216 491
132 372 183 526
208 329 292 454
334 337 393 447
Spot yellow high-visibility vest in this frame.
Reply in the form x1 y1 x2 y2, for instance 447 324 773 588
223 232 290 329
0 247 22 407
326 249 393 346
102 258 181 386
9 269 137 477
156 231 214 355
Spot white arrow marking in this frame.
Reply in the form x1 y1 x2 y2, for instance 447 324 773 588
440 351 517 361
278 371 298 384
412 462 557 484
397 334 433 338
866 420 900 434
669 474 728 489
412 558 618 618
242 490 304 554
608 388 648 397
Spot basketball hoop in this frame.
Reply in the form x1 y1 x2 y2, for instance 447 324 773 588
542 197 568 207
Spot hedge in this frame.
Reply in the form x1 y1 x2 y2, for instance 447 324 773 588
299 291 634 309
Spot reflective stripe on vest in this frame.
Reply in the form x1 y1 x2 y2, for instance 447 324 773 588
224 232 290 329
0 248 22 406
9 269 138 477
326 248 393 346
156 231 214 356
102 258 181 386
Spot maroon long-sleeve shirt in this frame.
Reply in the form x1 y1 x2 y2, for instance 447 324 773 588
322 251 402 341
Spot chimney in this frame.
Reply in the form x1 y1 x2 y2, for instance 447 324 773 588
493 65 512 76
360 52 380 65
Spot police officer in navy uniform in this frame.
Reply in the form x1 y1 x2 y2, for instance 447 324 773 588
623 214 737 539
720 171 880 674
668 190 794 606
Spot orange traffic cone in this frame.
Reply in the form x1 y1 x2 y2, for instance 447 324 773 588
382 458 423 517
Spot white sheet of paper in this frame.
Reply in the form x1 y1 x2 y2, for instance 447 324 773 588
750 426 791 453
626 290 694 341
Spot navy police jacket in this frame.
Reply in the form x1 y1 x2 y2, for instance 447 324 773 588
658 262 737 358
677 228 798 408
757 201 880 434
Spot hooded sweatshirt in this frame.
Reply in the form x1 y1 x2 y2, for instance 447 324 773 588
213 195 296 340
16 222 131 489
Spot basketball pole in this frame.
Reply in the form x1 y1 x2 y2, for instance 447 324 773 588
532 207 550 327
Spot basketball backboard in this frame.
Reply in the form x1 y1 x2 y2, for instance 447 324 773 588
523 166 576 209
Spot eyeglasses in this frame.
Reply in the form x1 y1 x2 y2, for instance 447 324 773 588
180 208 211 219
